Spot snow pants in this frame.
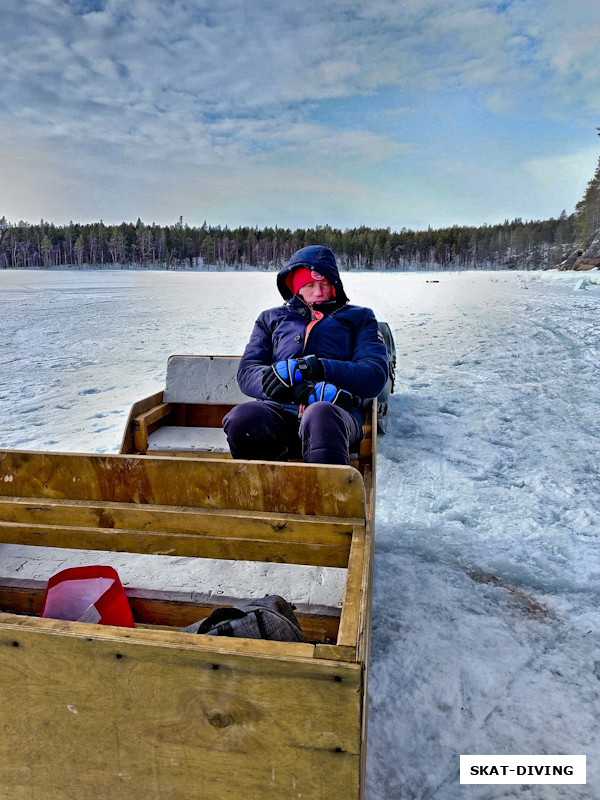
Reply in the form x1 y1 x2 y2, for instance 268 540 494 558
222 400 363 465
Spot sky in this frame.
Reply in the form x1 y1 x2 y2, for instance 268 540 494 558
1 0 600 233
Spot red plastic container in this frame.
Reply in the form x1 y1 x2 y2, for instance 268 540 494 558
40 566 134 627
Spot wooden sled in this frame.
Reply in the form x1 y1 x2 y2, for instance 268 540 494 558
0 338 393 800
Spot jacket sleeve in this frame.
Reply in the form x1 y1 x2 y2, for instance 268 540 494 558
320 308 389 399
236 314 274 399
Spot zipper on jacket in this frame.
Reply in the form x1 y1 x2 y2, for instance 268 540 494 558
300 301 348 354
302 310 323 351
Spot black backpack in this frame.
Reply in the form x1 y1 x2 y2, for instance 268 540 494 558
181 595 306 643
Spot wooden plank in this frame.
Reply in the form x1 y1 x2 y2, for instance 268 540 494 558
357 466 375 664
0 451 366 519
0 614 363 800
313 644 358 663
0 611 317 658
132 401 177 454
356 402 379 800
358 400 374 471
132 404 177 454
0 582 43 618
0 520 351 567
0 497 357 544
183 403 237 427
359 502 375 799
133 416 149 454
145 449 232 460
0 583 340 644
335 525 366 648
176 403 187 426
119 391 163 454
129 602 340 645
134 402 174 429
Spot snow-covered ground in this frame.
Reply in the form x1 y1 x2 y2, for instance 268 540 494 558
0 268 599 799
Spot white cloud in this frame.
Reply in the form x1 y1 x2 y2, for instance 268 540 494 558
523 147 600 199
2 0 600 229
3 1 599 134
262 123 409 162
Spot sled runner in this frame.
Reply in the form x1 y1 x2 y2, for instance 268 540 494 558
0 327 394 800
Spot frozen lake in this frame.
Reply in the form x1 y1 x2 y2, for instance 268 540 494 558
0 267 599 798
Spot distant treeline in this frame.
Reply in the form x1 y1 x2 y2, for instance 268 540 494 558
0 213 576 271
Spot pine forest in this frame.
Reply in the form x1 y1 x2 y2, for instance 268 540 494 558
3 152 600 272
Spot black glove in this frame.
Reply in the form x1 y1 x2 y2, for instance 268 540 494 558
295 355 324 382
262 365 312 404
262 360 296 401
289 381 312 405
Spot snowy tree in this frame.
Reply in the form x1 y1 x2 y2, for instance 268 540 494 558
574 156 600 246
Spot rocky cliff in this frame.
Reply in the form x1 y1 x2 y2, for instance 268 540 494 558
559 228 600 270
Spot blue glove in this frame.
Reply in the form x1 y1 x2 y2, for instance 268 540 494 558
273 358 302 386
262 360 309 402
262 357 325 402
308 381 353 411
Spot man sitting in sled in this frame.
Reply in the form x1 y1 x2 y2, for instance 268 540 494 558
223 245 388 465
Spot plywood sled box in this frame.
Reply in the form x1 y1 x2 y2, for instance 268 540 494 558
0 351 393 800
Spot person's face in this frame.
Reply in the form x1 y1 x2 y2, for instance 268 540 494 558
298 280 333 304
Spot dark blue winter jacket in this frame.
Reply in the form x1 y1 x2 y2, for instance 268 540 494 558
237 246 389 414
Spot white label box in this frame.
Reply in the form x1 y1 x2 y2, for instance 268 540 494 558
460 755 586 784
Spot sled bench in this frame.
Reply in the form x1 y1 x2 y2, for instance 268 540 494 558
123 320 396 457
121 355 246 457
121 354 374 468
